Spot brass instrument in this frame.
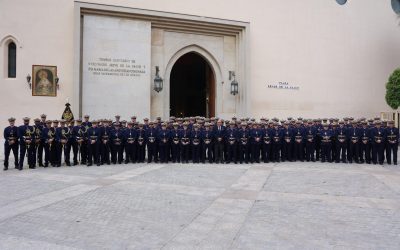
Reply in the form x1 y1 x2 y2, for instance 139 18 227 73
228 133 235 145
113 132 121 145
351 136 358 144
138 136 144 145
181 137 190 145
35 126 42 145
47 129 55 144
307 134 314 143
387 130 398 144
374 136 383 144
321 134 331 143
8 130 16 145
295 135 303 144
61 127 70 146
192 137 200 146
23 127 34 147
338 134 346 143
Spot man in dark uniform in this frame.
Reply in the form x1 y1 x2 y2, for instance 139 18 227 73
250 122 262 163
386 120 398 165
37 114 47 166
32 118 43 168
41 120 54 167
359 121 371 164
87 120 100 166
292 121 305 162
170 122 181 163
305 120 317 162
261 122 272 163
110 123 124 164
180 122 191 163
55 120 71 167
347 121 361 163
225 121 238 164
3 117 18 170
18 117 35 170
124 121 137 164
371 121 386 165
271 122 283 162
99 119 111 165
320 123 334 163
71 119 85 165
281 121 293 162
81 115 92 165
213 119 225 163
158 123 170 163
146 121 158 163
190 124 201 163
201 122 214 163
238 122 250 164
335 121 348 163
136 123 146 163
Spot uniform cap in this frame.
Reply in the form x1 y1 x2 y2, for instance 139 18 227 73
23 117 30 121
8 117 16 122
33 118 40 122
40 114 47 118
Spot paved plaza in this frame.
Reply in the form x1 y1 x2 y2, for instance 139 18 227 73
0 159 399 249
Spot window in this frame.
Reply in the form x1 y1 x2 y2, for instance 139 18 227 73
7 41 16 78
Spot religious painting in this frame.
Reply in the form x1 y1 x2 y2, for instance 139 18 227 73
32 65 57 96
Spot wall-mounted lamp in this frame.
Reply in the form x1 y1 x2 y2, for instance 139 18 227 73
154 66 163 93
26 74 32 89
229 71 239 96
55 76 60 90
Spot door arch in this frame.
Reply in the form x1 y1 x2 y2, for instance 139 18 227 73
170 52 215 117
163 44 222 119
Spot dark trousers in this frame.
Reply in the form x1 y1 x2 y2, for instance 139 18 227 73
181 145 190 163
202 143 213 163
72 142 80 164
321 143 332 162
226 143 236 163
386 143 398 164
348 142 359 163
125 142 136 163
37 141 44 165
4 143 18 168
372 142 385 164
305 142 315 161
214 142 224 163
19 143 35 168
43 143 51 166
262 143 272 163
137 143 146 162
281 142 292 161
101 142 111 164
315 136 321 160
158 143 169 163
56 142 70 165
111 144 123 164
81 141 88 164
192 144 201 163
238 144 250 163
171 142 181 163
87 142 99 165
335 143 347 163
360 143 371 163
272 143 281 162
251 143 261 163
293 142 304 161
147 142 157 163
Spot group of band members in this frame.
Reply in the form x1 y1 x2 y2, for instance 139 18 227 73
3 114 399 171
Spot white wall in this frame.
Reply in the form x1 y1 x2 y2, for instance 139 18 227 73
1 0 399 137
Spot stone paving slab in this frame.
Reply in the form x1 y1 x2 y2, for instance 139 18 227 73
0 161 399 249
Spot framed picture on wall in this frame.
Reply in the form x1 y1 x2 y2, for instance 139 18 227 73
32 65 57 97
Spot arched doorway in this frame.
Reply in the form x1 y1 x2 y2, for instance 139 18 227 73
170 52 215 118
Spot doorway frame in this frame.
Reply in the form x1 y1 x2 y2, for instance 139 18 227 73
164 45 220 118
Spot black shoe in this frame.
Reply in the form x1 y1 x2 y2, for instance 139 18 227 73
87 163 92 167
39 163 44 167
44 164 48 168
125 161 129 164
3 167 8 171
97 163 101 166
73 162 78 166
18 167 23 171
56 165 61 168
66 162 71 167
